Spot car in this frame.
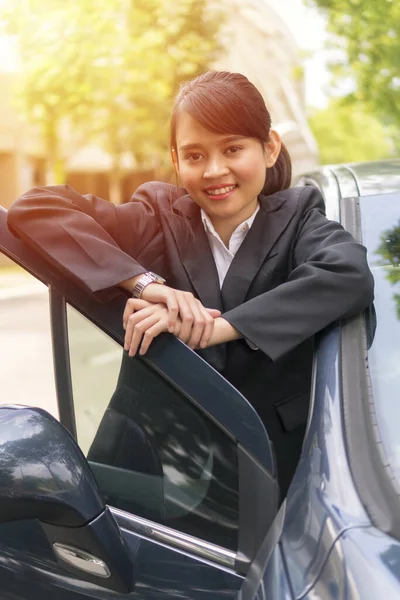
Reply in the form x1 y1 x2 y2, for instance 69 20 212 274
0 159 400 599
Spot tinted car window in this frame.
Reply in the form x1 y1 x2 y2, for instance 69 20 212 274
67 304 239 551
360 194 400 481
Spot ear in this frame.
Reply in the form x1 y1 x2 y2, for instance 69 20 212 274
264 130 282 168
171 147 180 174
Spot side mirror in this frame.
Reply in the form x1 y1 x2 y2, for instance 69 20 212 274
0 406 136 593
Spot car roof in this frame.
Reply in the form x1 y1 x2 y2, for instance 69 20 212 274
330 159 400 197
300 159 400 202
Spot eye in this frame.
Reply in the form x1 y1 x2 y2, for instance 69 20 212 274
225 145 243 155
185 152 203 162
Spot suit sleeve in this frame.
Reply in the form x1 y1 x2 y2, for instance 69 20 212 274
222 187 375 361
7 182 163 294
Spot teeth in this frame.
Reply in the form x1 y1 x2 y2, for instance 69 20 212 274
207 186 236 196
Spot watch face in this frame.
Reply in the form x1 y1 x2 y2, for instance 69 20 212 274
149 272 165 284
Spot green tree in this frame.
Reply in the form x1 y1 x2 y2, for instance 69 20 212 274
0 0 222 198
307 0 400 131
0 0 121 184
308 99 394 164
375 221 400 319
92 0 223 201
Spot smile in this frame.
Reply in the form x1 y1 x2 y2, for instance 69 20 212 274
205 185 237 198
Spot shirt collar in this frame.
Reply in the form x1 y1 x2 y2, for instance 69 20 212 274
201 202 260 237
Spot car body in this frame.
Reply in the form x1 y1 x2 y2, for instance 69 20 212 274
0 159 400 599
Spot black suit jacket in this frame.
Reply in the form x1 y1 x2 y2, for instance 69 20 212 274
8 182 374 493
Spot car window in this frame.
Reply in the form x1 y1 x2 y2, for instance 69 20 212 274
360 194 400 483
67 304 239 551
0 258 58 417
67 304 122 453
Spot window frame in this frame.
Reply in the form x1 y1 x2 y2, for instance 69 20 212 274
339 195 400 542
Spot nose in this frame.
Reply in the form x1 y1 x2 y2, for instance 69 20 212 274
203 155 229 180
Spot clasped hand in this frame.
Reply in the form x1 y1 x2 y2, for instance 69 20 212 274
123 284 221 356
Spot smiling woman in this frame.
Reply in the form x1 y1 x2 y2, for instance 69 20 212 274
7 70 374 495
170 71 291 201
172 115 275 246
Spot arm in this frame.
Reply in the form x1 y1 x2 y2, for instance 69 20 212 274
7 183 163 294
8 182 225 346
206 317 242 346
221 187 375 361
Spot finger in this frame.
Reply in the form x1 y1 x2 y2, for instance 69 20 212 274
139 318 169 355
165 292 179 332
199 310 216 349
206 308 221 318
173 319 181 337
175 292 195 344
128 314 159 357
123 298 136 330
141 285 178 332
132 298 153 310
123 298 152 330
186 300 207 349
124 304 162 350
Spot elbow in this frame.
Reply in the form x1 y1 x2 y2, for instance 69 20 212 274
7 187 44 234
7 198 24 236
360 251 375 305
8 190 30 221
349 243 375 311
352 264 375 313
365 270 375 305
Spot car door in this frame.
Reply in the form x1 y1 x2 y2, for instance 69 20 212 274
0 206 280 599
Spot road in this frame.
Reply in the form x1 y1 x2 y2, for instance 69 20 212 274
0 288 58 416
0 283 123 455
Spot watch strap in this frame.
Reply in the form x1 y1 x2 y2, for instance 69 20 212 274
132 272 165 298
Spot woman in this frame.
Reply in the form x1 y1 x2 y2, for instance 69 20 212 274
7 71 374 493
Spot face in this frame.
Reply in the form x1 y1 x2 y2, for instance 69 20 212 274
172 111 281 228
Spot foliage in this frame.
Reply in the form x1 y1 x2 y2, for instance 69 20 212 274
307 0 400 131
0 0 223 189
375 221 400 318
376 222 400 271
308 99 394 164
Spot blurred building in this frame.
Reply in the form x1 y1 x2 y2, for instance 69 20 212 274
215 0 318 178
0 72 46 210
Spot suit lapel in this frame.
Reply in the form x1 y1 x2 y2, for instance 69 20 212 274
168 191 297 315
168 194 223 312
221 193 296 311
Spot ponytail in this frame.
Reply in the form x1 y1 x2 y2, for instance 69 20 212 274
262 142 292 196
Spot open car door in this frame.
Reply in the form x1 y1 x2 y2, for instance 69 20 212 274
0 205 280 599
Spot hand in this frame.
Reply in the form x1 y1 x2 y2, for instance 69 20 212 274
123 297 220 356
139 285 221 348
123 299 180 356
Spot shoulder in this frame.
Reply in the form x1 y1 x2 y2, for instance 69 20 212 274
129 181 185 209
271 186 326 215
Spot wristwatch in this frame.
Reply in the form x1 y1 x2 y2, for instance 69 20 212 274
132 272 166 298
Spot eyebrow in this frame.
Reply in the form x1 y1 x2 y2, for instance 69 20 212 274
178 135 245 152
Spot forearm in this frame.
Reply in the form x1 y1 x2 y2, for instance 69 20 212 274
206 317 242 347
8 186 157 294
119 274 144 294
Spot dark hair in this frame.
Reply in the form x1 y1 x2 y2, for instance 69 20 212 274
170 71 292 196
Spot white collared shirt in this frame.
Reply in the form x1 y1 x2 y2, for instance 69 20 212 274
201 204 260 287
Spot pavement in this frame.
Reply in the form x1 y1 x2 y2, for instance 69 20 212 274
0 267 122 454
0 269 47 300
0 268 58 418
